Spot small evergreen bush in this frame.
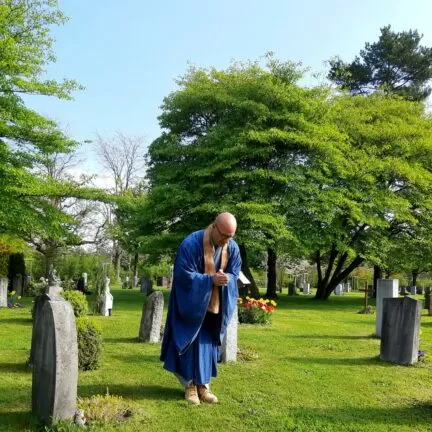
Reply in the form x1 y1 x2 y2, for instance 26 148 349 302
61 290 88 317
76 317 102 371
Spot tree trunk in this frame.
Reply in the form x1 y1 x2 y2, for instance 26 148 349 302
314 251 364 300
373 265 382 298
412 269 419 286
133 252 139 280
265 247 277 298
239 244 260 298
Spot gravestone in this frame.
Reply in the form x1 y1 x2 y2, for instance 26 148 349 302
302 283 310 295
343 283 351 293
400 286 407 296
425 287 431 310
13 274 23 297
380 297 422 365
417 287 424 295
156 276 163 287
410 286 417 295
221 306 238 362
134 275 139 288
82 272 87 287
376 279 399 338
32 294 78 425
100 277 113 316
139 291 164 342
335 284 343 296
141 277 153 294
288 282 297 296
0 278 7 307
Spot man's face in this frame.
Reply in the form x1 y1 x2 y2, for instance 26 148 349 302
212 222 236 247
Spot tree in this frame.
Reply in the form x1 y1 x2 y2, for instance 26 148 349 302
95 132 146 280
142 57 330 298
290 95 432 299
328 25 432 101
0 0 86 241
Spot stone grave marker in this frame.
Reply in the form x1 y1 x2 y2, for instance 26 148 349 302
139 291 164 343
221 306 238 362
335 284 343 296
410 286 417 295
141 277 153 294
302 283 310 295
32 294 78 425
380 296 422 365
376 279 399 338
100 277 113 316
0 278 7 307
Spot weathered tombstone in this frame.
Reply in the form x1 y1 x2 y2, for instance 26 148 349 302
376 279 399 338
380 297 422 365
303 283 310 295
156 276 163 287
139 291 164 342
221 306 238 362
410 286 417 295
141 277 152 294
335 284 343 296
417 286 423 295
82 272 87 287
343 283 351 293
134 275 139 288
400 286 407 296
13 274 23 297
0 278 8 307
32 294 78 425
100 277 113 316
288 282 297 296
425 287 431 310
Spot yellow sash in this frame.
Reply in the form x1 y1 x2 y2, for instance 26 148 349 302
203 225 229 313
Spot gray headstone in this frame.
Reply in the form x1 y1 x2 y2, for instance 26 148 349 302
13 274 23 297
82 272 87 286
0 278 7 307
335 284 343 296
134 275 139 287
139 291 164 343
32 294 78 425
400 286 407 295
376 279 399 338
221 306 238 362
140 277 152 294
410 286 417 295
380 297 422 365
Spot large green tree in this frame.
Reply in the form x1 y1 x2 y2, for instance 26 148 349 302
328 25 432 101
142 58 333 298
0 0 87 243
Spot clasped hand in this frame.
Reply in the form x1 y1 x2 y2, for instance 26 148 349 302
213 269 229 286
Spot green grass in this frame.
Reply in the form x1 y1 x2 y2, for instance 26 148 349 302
1 288 432 431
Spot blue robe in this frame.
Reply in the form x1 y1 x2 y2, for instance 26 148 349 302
160 229 241 385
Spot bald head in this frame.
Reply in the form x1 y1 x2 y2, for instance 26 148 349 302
212 212 237 247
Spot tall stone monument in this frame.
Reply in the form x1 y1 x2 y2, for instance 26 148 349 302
0 278 7 307
32 294 78 425
139 291 164 343
376 279 399 338
380 297 422 365
221 306 238 362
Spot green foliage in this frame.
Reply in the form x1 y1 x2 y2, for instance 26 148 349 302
328 25 432 101
77 392 132 425
76 316 102 371
60 290 88 317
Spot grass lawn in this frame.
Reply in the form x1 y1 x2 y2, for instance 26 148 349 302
1 287 432 431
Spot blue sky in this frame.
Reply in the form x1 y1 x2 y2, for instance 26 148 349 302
25 0 432 172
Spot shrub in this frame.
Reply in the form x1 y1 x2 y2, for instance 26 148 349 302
238 297 277 324
61 290 88 317
77 392 132 424
76 317 102 371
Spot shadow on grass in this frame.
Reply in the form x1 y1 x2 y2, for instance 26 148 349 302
287 403 432 428
0 317 32 325
78 383 183 401
0 411 37 432
282 355 406 367
0 362 31 374
288 334 376 340
104 336 142 343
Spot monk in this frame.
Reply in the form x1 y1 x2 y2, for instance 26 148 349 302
160 212 241 404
